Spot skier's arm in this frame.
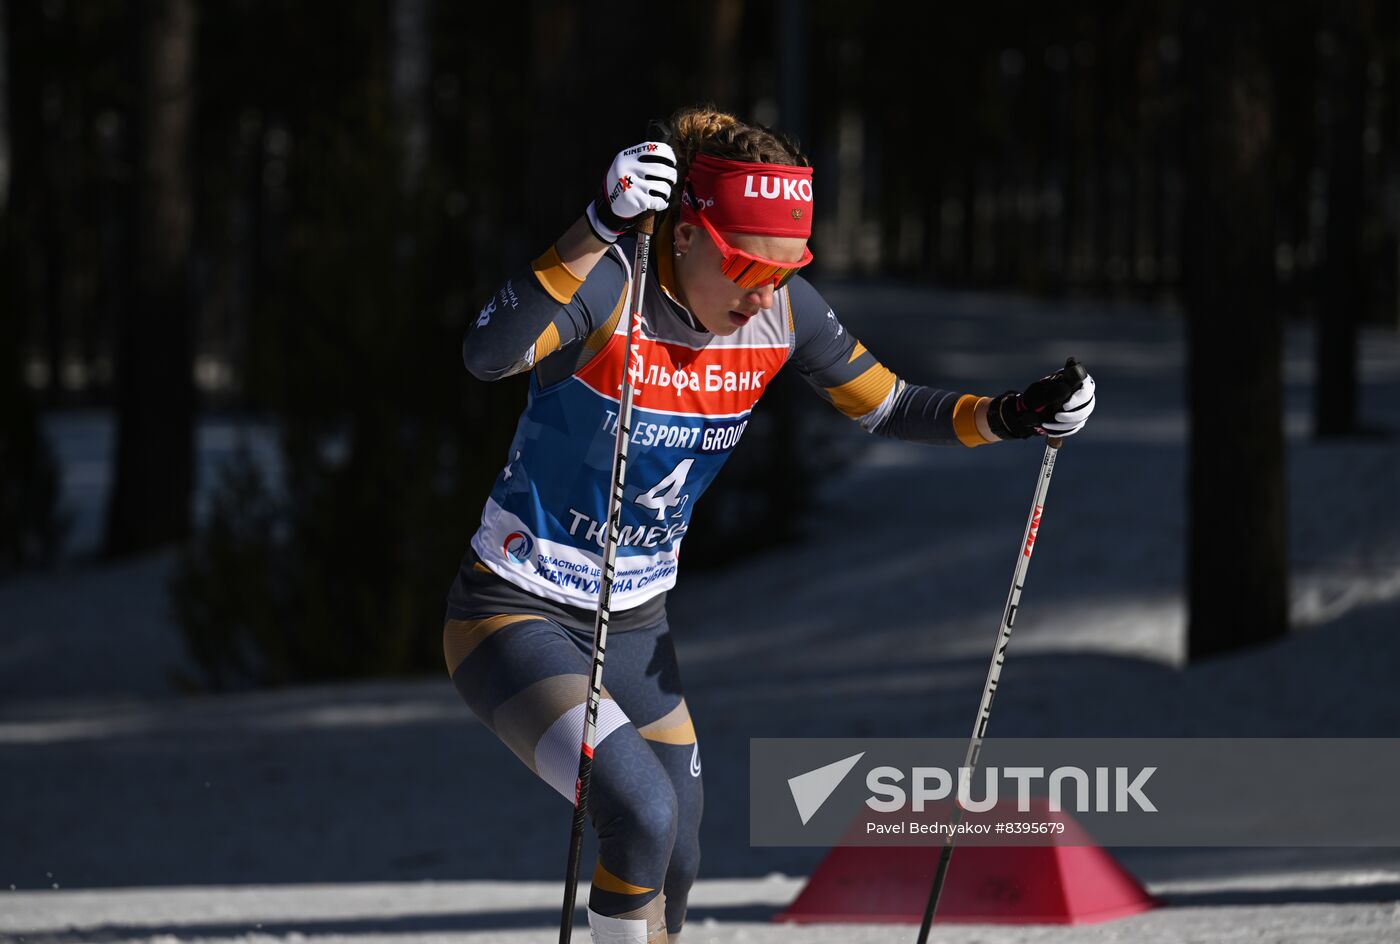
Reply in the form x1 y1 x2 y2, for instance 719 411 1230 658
462 140 676 381
785 276 999 447
461 218 628 381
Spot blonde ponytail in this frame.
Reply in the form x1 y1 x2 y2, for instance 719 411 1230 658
657 105 810 218
667 108 742 172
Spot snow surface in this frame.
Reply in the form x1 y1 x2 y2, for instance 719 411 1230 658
4 284 1400 942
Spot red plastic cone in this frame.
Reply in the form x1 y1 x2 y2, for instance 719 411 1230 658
775 803 1157 925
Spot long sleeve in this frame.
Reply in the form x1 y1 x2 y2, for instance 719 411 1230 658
462 243 629 382
784 275 997 447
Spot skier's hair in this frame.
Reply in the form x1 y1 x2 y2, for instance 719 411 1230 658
657 105 810 221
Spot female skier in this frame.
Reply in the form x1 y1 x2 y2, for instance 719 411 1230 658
444 106 1096 943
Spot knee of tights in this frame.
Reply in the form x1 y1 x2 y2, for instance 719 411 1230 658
595 780 678 856
666 834 700 885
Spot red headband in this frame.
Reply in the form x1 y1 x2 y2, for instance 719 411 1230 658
679 153 814 238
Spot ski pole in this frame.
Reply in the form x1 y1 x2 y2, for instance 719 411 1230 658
914 360 1085 944
557 212 657 944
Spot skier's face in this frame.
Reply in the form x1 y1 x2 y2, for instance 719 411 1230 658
672 222 809 335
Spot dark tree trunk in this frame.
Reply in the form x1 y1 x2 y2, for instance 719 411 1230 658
776 0 807 146
1182 3 1289 661
702 0 743 112
4 0 35 350
391 0 429 199
105 0 197 557
0 0 9 217
1315 2 1367 438
525 0 579 246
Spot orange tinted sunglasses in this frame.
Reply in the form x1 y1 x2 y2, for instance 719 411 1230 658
695 210 814 290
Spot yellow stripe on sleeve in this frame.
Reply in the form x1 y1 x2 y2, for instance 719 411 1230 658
533 322 562 361
570 285 628 373
825 363 898 420
847 341 868 364
531 245 585 304
953 394 995 447
584 287 627 354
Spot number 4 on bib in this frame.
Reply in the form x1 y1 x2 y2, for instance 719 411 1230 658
635 459 694 521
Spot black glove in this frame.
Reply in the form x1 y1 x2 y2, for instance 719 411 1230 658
987 358 1096 439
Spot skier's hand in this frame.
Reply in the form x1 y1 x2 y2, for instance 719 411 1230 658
585 141 678 243
987 358 1096 439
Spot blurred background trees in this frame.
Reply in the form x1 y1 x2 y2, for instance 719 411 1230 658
4 0 1398 683
1180 1 1287 660
105 0 197 556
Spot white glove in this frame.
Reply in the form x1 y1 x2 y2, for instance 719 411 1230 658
988 358 1096 439
585 141 678 243
1039 373 1096 436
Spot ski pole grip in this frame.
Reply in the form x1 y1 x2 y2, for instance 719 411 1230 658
1048 357 1086 449
636 214 657 236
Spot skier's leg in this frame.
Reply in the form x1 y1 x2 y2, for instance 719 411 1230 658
597 613 703 939
443 612 675 942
